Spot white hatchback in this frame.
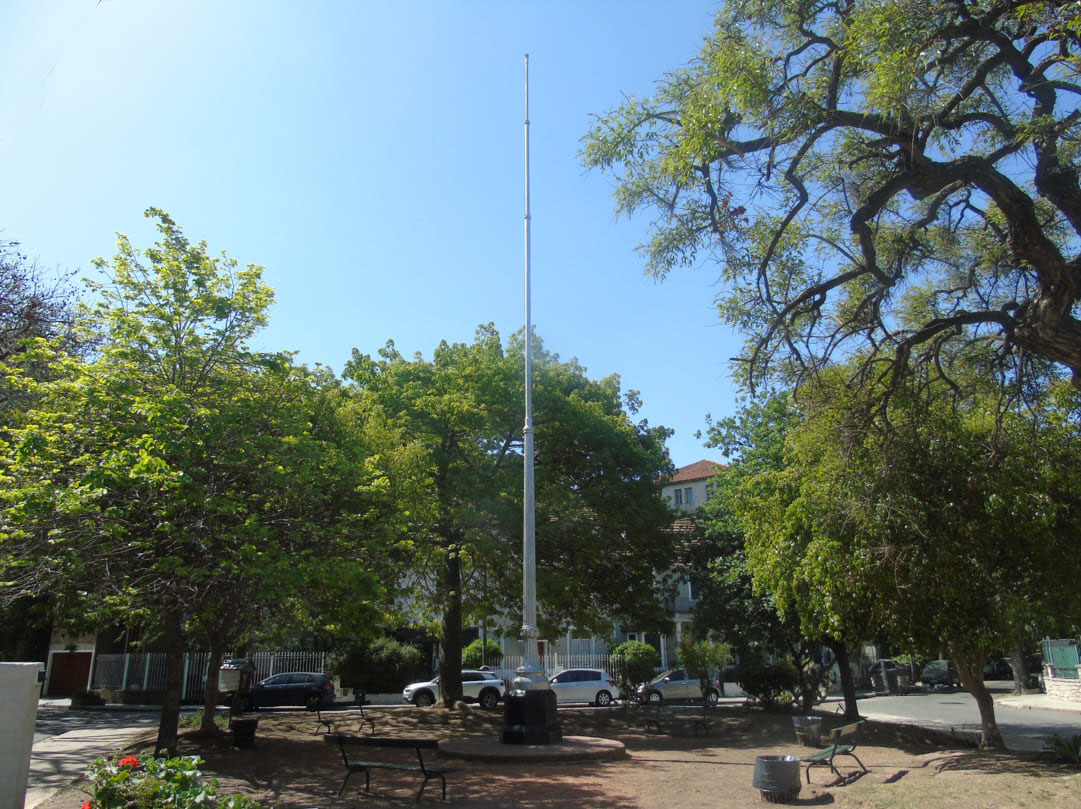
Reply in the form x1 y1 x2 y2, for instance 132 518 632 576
548 668 619 706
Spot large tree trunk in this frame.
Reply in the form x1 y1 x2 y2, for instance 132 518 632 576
954 652 1006 751
155 607 185 757
826 638 860 721
438 543 464 708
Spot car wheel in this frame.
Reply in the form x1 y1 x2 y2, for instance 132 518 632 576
479 689 500 709
305 693 321 710
648 690 662 704
414 690 435 707
705 689 719 706
594 690 613 707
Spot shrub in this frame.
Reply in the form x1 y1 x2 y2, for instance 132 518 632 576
1044 734 1081 766
609 640 660 700
462 638 503 668
737 659 799 710
678 637 732 699
84 754 263 809
184 709 228 731
328 637 423 692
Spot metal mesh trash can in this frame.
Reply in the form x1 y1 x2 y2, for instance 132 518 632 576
792 715 823 747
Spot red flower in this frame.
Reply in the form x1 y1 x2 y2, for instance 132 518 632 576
81 802 94 809
118 756 139 768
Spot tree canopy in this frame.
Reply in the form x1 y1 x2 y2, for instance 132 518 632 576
734 366 1081 748
344 326 676 705
0 210 407 751
584 0 1081 395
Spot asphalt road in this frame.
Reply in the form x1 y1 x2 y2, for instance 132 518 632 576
853 685 1081 752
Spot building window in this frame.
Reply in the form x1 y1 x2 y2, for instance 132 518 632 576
674 489 683 506
684 487 693 505
705 483 713 499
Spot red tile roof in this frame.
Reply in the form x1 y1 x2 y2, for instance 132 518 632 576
669 459 724 484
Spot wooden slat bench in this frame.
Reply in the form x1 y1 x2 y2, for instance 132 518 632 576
802 721 868 783
324 733 458 802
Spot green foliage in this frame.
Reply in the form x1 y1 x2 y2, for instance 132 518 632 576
462 638 503 669
1043 734 1081 767
609 639 660 699
328 637 423 693
692 394 805 656
737 658 798 710
344 325 675 704
733 365 1081 746
84 754 263 809
678 636 731 698
584 0 1081 394
183 710 227 731
0 210 411 751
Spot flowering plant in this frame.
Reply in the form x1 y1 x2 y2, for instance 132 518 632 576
83 754 263 809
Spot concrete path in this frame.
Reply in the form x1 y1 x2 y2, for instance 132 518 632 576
26 701 159 809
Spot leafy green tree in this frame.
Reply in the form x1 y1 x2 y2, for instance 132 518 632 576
677 635 731 702
584 0 1081 393
609 639 661 700
0 211 405 752
462 638 504 669
744 367 1081 749
345 328 676 705
694 393 864 716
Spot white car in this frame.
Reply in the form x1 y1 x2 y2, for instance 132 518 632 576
548 668 618 706
402 669 504 708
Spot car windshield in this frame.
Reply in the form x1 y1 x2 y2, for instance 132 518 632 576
925 661 947 672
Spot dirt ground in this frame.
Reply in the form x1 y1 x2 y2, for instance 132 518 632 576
39 703 1081 809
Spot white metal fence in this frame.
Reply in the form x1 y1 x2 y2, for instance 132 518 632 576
495 652 622 681
91 651 330 701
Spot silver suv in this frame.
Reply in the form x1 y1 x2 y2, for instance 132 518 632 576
637 668 721 704
402 669 505 708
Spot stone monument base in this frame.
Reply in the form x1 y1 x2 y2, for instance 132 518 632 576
501 689 562 745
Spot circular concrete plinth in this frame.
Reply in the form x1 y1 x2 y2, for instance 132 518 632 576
439 735 626 762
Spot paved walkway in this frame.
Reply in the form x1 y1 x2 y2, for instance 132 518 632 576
26 701 159 809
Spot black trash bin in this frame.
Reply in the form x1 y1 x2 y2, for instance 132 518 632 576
230 717 258 748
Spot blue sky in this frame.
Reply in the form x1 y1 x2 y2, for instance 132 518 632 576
1 0 739 468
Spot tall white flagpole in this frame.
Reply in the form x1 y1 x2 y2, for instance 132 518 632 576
516 52 544 691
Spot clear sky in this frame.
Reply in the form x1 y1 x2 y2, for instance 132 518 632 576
1 0 740 469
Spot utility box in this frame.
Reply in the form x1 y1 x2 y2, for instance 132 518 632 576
220 659 256 709
0 662 41 809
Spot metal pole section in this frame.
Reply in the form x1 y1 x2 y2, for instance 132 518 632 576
515 52 545 691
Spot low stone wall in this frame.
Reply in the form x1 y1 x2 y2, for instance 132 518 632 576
1043 665 1081 703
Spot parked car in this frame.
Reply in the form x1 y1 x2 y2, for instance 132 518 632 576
548 668 618 706
921 659 961 689
248 672 335 709
983 658 1014 680
637 668 721 704
868 658 911 692
402 669 504 708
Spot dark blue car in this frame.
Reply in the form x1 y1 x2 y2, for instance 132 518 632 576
248 672 335 709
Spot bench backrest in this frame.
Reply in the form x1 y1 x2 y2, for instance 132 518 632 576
324 733 438 750
827 722 862 747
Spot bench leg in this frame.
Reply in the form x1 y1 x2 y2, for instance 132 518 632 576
415 772 446 803
337 767 370 797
